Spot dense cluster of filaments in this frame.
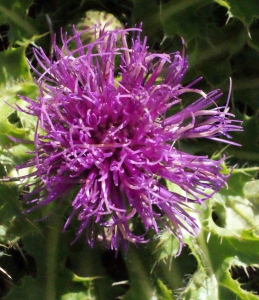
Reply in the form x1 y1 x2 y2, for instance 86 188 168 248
17 26 241 251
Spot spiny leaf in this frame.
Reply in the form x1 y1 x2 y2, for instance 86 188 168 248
155 279 175 300
227 0 259 27
180 168 259 299
0 46 31 84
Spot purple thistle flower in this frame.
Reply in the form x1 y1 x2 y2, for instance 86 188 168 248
16 25 241 252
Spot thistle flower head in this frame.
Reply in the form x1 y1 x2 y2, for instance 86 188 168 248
17 25 242 252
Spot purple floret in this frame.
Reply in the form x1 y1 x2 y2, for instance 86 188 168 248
16 25 242 252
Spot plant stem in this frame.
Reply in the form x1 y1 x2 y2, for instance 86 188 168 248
45 215 61 300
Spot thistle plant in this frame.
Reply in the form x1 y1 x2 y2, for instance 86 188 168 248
15 25 242 252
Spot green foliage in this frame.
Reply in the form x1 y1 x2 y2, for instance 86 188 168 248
0 1 36 43
156 279 175 300
0 183 20 225
181 169 259 299
0 0 259 299
0 47 31 84
226 0 259 26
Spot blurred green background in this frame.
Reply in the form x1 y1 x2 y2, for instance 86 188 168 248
0 1 259 299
